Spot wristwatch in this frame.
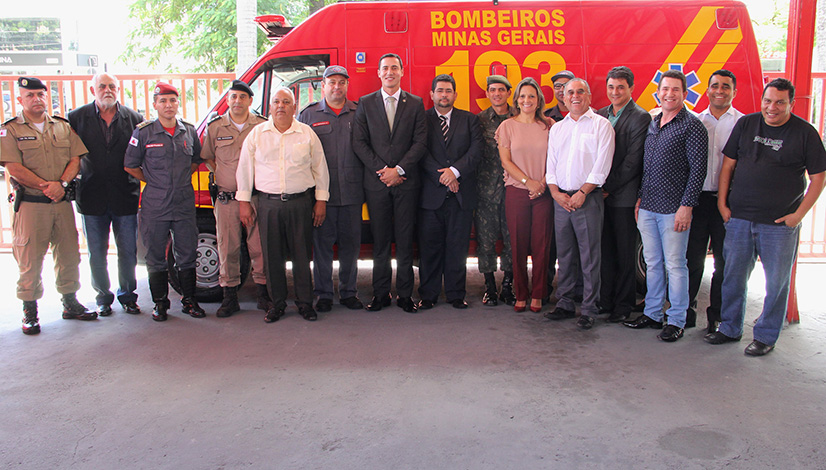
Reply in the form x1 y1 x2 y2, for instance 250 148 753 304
520 177 528 184
60 180 69 188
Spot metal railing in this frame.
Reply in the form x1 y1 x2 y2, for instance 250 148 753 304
1 73 235 251
764 72 826 257
1 72 825 255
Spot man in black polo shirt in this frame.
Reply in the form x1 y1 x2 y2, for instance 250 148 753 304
705 78 826 356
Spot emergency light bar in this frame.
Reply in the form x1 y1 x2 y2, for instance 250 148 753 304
255 15 293 42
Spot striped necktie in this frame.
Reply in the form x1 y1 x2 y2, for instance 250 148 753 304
439 115 449 142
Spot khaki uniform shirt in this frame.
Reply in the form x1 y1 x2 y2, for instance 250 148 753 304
0 113 88 195
201 111 267 192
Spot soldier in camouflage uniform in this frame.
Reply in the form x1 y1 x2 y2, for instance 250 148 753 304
475 75 516 306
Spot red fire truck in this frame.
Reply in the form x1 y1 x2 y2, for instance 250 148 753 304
180 0 764 300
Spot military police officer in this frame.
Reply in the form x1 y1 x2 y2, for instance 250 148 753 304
0 77 96 335
298 65 365 312
124 82 205 322
201 80 269 317
475 75 516 306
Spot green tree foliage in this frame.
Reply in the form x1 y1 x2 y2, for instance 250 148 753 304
0 18 62 52
121 0 307 72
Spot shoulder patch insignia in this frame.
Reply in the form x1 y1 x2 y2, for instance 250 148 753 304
136 120 154 129
0 129 6 137
129 136 139 147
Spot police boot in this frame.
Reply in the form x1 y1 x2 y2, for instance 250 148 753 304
256 283 272 311
148 270 171 322
62 293 97 321
216 286 240 318
179 268 206 318
482 272 499 306
22 301 40 335
500 271 517 306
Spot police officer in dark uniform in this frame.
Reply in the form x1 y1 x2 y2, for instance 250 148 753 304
476 75 516 306
202 80 269 317
124 82 205 321
298 65 365 312
0 77 96 335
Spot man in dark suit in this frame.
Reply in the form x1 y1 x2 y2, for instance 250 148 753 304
416 74 482 310
596 66 651 323
353 53 427 313
68 73 144 317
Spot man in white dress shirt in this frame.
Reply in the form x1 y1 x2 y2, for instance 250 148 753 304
690 70 744 333
236 88 330 323
544 78 615 329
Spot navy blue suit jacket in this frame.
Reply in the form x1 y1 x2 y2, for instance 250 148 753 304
419 107 483 211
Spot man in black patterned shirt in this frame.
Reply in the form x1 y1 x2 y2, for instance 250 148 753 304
622 70 707 342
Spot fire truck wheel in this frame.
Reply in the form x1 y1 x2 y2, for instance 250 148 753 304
167 215 223 303
635 231 647 296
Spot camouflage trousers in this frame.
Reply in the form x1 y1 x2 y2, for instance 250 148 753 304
474 193 512 273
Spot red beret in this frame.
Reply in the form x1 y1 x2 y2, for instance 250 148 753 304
153 82 178 96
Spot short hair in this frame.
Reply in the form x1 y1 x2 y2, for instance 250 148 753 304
271 87 294 104
431 74 456 92
764 78 795 102
709 69 737 89
565 78 591 94
379 53 403 69
512 77 548 129
606 66 635 87
659 69 687 92
92 73 119 88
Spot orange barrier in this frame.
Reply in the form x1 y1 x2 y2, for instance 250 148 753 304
1 73 234 251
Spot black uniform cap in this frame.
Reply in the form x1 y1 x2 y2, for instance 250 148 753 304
229 80 254 97
18 77 47 91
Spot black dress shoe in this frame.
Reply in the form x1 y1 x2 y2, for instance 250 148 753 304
576 315 595 330
450 299 468 309
417 299 435 310
316 298 333 312
97 304 113 317
482 289 498 306
365 295 392 311
152 300 170 322
544 307 576 321
298 304 318 321
340 296 364 310
658 324 684 342
607 312 629 323
744 340 774 356
122 301 141 315
264 306 285 323
397 296 418 313
622 315 663 329
704 331 742 344
181 298 206 318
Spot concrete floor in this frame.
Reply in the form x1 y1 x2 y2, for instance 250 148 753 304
1 254 825 470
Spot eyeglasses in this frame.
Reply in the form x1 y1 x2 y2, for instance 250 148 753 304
553 83 566 89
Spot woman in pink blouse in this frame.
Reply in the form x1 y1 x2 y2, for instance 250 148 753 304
495 77 553 313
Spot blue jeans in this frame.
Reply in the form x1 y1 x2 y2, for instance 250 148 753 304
719 218 799 345
82 211 138 306
637 209 690 327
